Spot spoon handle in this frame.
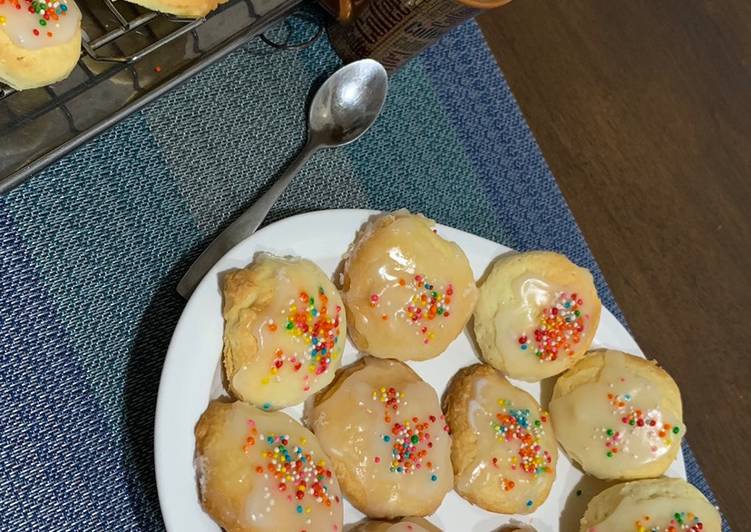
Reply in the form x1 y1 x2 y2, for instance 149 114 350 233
177 141 319 299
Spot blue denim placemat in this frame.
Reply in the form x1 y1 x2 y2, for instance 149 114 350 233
0 18 726 531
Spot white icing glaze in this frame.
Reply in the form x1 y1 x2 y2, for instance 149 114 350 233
0 0 81 49
196 403 343 532
308 358 453 517
586 492 720 532
457 371 556 512
343 212 477 360
228 256 345 409
550 353 684 479
494 273 596 377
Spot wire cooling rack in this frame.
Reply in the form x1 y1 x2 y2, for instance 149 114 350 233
0 0 303 192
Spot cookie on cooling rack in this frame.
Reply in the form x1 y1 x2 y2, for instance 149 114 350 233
341 210 477 361
474 251 601 381
549 350 685 480
443 364 557 514
305 356 453 519
580 478 721 532
222 253 346 410
195 400 344 532
123 0 226 18
0 0 81 90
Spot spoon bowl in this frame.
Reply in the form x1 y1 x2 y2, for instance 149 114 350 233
309 59 388 146
177 59 389 298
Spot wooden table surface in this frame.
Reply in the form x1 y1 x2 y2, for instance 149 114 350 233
477 1 750 529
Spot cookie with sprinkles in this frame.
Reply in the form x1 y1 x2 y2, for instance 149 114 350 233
222 254 347 410
0 0 81 90
122 0 225 18
305 357 453 518
443 364 557 514
341 210 477 361
580 478 720 532
474 251 602 381
550 350 685 480
195 401 343 532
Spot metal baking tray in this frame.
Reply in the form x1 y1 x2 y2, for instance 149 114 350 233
0 0 302 192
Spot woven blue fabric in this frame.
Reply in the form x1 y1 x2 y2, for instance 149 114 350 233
0 18 726 531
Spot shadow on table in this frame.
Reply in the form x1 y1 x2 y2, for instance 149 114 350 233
121 245 202 530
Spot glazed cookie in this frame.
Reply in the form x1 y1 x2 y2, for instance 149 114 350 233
341 211 477 361
123 0 225 18
580 478 721 532
306 357 453 518
474 251 601 381
549 350 685 480
0 0 81 90
222 254 346 410
443 364 557 514
351 517 442 532
195 400 344 532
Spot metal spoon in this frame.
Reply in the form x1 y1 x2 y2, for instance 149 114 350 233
177 59 388 298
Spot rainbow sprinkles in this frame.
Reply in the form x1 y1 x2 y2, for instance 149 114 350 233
518 292 587 362
490 398 553 492
588 511 705 532
634 511 705 532
600 390 681 459
370 386 448 480
242 418 341 529
0 0 71 38
370 274 454 345
262 286 342 390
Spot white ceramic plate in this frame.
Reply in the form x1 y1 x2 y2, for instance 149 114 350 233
154 209 686 532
